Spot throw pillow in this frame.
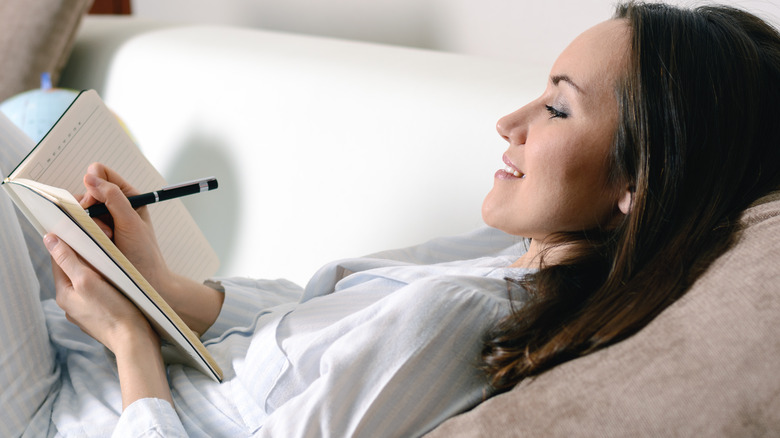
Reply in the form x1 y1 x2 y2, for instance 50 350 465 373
0 0 94 102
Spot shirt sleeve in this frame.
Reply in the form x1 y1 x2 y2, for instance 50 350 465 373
112 398 187 438
200 277 303 341
257 275 516 438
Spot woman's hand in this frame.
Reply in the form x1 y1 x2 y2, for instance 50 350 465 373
46 232 150 352
45 233 172 409
78 163 224 335
79 163 171 296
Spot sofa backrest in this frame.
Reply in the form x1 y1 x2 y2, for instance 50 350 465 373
60 17 546 284
427 191 780 436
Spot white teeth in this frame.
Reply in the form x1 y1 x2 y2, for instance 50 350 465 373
504 165 524 178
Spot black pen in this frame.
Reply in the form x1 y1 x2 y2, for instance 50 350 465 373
85 177 218 217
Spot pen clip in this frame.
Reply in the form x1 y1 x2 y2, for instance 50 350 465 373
163 177 217 191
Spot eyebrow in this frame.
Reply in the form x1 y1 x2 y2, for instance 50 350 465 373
551 74 583 94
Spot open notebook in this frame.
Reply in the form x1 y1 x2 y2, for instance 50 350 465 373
3 90 219 281
1 90 222 381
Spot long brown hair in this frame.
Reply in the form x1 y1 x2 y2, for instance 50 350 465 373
482 2 780 392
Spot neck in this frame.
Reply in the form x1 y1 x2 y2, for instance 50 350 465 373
510 238 572 269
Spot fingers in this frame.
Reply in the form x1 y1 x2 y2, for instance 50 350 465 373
44 234 91 312
86 162 141 198
79 162 140 211
80 163 152 226
46 235 71 293
44 233 153 352
45 234 80 284
84 172 133 212
92 217 115 239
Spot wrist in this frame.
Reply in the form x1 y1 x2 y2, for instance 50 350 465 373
111 325 172 409
108 319 160 357
162 272 224 336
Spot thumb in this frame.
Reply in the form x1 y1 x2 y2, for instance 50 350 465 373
44 234 83 283
44 233 86 313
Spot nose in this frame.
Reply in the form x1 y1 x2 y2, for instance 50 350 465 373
496 106 528 146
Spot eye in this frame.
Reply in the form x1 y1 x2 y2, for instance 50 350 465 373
545 105 568 119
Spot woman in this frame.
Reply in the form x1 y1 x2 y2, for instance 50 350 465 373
2 2 779 437
481 2 780 391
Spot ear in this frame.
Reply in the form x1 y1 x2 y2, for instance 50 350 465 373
617 187 633 215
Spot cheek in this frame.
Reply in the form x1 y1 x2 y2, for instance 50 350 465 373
482 125 618 236
558 167 621 228
549 130 614 189
532 145 617 225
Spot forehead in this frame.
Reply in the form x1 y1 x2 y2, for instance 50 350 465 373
551 19 630 96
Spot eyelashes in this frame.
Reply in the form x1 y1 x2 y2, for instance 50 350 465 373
545 105 568 119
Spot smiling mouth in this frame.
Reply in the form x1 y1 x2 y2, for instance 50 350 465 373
503 165 525 179
501 154 526 179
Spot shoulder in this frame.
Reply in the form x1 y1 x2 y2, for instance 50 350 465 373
411 269 529 301
358 274 527 369
387 273 528 325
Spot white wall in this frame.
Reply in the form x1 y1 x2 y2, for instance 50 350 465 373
132 0 780 73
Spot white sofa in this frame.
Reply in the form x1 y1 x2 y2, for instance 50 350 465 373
60 16 545 285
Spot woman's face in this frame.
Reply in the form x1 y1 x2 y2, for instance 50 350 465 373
482 19 630 241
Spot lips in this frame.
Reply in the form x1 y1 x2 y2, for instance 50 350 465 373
501 154 525 179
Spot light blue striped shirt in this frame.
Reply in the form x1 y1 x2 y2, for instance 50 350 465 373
35 227 529 437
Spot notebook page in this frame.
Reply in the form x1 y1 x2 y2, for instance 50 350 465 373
11 90 219 281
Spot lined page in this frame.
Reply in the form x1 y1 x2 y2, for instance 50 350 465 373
10 90 219 281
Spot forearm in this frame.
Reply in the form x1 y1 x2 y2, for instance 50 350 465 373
112 324 172 409
164 273 225 336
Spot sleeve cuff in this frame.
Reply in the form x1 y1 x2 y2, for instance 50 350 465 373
200 277 303 341
113 398 186 437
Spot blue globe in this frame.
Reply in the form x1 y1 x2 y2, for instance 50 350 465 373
0 88 79 144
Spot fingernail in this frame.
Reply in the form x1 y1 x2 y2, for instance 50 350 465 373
43 234 59 251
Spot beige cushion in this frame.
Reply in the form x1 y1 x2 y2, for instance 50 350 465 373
0 0 93 102
428 191 780 437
